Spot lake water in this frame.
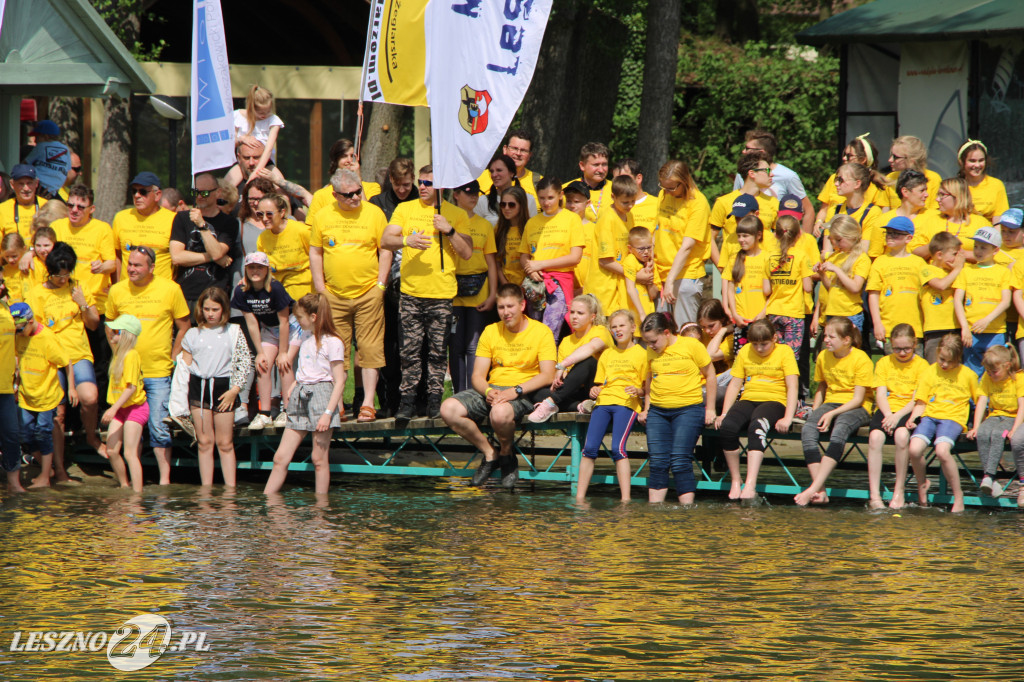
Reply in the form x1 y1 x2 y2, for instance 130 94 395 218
2 478 1022 680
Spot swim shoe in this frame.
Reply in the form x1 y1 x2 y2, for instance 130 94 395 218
500 454 519 489
471 458 498 486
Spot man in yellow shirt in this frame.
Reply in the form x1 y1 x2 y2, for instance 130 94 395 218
112 172 176 281
440 283 557 489
565 142 614 219
305 138 382 225
477 130 542 198
0 165 47 239
310 169 392 422
106 246 190 485
381 165 474 420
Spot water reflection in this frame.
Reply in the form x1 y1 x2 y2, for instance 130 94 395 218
1 480 1023 680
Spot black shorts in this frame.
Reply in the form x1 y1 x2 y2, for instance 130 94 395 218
868 410 911 442
188 375 238 412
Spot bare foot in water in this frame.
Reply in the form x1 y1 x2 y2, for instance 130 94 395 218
916 478 932 506
739 485 758 499
811 491 829 505
53 471 72 484
794 489 816 506
868 497 885 510
728 482 742 499
951 499 965 513
28 475 50 489
889 492 906 510
1017 489 1024 508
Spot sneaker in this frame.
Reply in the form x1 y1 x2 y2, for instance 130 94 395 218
470 458 498 486
248 414 274 431
171 414 197 442
272 411 289 428
980 475 995 496
577 399 596 415
990 479 1004 498
500 455 519 489
527 399 559 423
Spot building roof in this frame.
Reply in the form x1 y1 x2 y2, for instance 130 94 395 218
797 0 1024 46
0 0 154 97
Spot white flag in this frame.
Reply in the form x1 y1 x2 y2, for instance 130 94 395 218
191 0 235 175
424 0 552 188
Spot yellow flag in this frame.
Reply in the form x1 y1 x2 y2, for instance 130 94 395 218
361 0 428 107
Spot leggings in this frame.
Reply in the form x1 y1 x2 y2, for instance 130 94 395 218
801 402 870 463
977 415 1014 476
533 356 598 412
717 400 787 452
582 405 637 462
768 315 803 356
1011 428 1024 481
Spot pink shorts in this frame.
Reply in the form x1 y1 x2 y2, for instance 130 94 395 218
115 402 150 425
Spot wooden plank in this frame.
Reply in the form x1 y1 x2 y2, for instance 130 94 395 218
309 100 322 190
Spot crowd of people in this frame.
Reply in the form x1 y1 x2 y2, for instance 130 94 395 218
1 86 1022 510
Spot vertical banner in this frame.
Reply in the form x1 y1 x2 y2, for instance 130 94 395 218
360 0 428 106
898 41 968 179
424 0 552 187
191 0 235 175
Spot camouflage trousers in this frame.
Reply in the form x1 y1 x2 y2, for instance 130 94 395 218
399 294 453 396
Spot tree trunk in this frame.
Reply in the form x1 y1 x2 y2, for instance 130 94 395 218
48 97 82 154
715 0 759 43
636 0 681 194
94 98 131 224
359 102 406 181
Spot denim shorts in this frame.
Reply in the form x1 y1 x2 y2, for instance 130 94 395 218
57 358 97 403
20 407 55 455
911 416 962 447
143 376 173 448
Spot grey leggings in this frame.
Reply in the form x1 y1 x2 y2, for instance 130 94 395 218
977 415 1014 476
801 403 871 464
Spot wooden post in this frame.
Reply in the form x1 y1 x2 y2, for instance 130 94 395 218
309 100 323 190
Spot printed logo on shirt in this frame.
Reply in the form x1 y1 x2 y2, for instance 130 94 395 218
458 86 491 135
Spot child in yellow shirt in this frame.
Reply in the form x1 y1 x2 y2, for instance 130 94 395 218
101 315 148 492
721 215 771 351
621 226 659 323
953 225 1011 376
967 344 1024 499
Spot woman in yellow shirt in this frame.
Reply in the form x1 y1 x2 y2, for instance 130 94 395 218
100 315 148 492
968 344 1024 500
640 311 716 505
715 319 799 500
913 177 991 259
796 316 873 506
958 140 1008 222
495 186 529 287
814 134 892 235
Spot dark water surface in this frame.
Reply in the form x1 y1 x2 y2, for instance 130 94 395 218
2 479 1023 680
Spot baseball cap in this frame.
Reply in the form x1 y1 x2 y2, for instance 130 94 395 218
30 120 60 136
9 303 34 323
777 194 803 220
972 226 1002 248
105 314 142 337
728 194 759 218
130 171 162 189
995 208 1023 230
10 164 36 180
453 180 480 195
883 216 915 235
244 252 270 268
563 180 591 198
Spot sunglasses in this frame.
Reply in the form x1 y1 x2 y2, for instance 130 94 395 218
14 323 29 333
254 210 278 219
127 245 156 259
71 166 82 173
194 189 216 198
333 189 361 199
417 180 433 187
499 201 518 208
67 203 90 211
131 187 151 197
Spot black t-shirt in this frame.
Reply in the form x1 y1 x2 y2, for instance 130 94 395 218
230 279 293 328
170 211 239 299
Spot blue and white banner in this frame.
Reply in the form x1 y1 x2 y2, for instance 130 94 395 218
191 0 234 175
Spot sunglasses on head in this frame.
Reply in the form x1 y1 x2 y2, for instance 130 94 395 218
333 189 361 199
127 245 156 259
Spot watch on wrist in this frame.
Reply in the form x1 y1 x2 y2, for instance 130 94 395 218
514 385 524 397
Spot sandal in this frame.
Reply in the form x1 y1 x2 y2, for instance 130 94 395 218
357 405 377 423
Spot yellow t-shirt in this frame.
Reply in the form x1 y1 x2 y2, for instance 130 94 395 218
916 363 979 428
453 214 497 308
520 209 585 274
257 219 313 301
814 348 874 411
996 246 1024 266
909 211 990 254
709 190 778 237
1009 258 1024 339
107 349 147 407
817 174 893 211
866 254 926 336
3 264 28 303
51 217 116 309
647 335 710 409
557 324 613 365
106 277 189 378
722 249 771 321
654 188 711 281
872 354 929 413
629 193 659 231
919 262 958 333
584 209 630 313
968 175 1009 223
305 181 383 225
823 251 871 317
794 232 822 314
732 342 798 405
953 262 1011 334
595 343 648 412
979 371 1024 419
576 220 594 290
476 318 556 388
24 284 94 364
765 247 812 319
0 197 48 240
24 256 48 292
622 253 660 319
826 202 886 258
391 199 468 299
112 206 176 280
479 168 540 199
311 202 387 300
501 224 525 286
0 307 14 394
15 325 68 411
886 168 942 210
718 228 779 270
563 178 614 220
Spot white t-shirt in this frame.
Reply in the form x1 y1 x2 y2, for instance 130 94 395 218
295 333 344 385
182 325 233 379
233 110 285 161
732 162 808 200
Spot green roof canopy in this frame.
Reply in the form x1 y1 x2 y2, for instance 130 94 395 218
797 0 1024 46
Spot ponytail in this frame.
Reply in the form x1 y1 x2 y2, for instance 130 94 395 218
731 215 764 284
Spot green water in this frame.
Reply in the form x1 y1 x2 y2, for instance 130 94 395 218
2 479 1023 680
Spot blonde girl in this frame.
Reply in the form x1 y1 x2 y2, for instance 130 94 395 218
100 315 147 492
905 334 979 512
813 214 870 334
233 84 283 180
814 134 892 234
715 318 798 500
264 293 346 496
2 233 27 303
576 309 648 502
182 287 253 487
968 344 1024 498
721 215 771 351
795 316 873 506
823 162 886 257
766 214 814 354
958 140 1008 222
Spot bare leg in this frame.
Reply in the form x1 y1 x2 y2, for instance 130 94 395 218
934 443 964 512
361 367 379 409
122 422 145 492
51 406 69 482
867 430 885 509
29 452 51 488
890 431 911 509
152 447 171 485
264 429 308 494
678 491 695 505
77 383 101 451
311 430 333 495
740 450 764 499
722 447 743 499
576 457 595 502
648 487 668 503
214 411 237 487
795 460 836 506
105 419 130 487
908 437 931 505
192 407 215 486
615 459 632 501
258 343 278 412
440 399 497 461
489 403 518 457
6 469 25 493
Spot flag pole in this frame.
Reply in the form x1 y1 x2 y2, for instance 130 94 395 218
354 1 376 162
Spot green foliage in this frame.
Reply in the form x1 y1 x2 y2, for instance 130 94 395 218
608 5 647 159
91 0 166 61
673 37 839 200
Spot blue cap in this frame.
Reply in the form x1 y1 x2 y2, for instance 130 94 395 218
883 216 915 235
778 194 803 219
10 164 36 180
130 171 162 188
728 194 759 218
30 120 60 136
996 208 1023 230
9 303 33 323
